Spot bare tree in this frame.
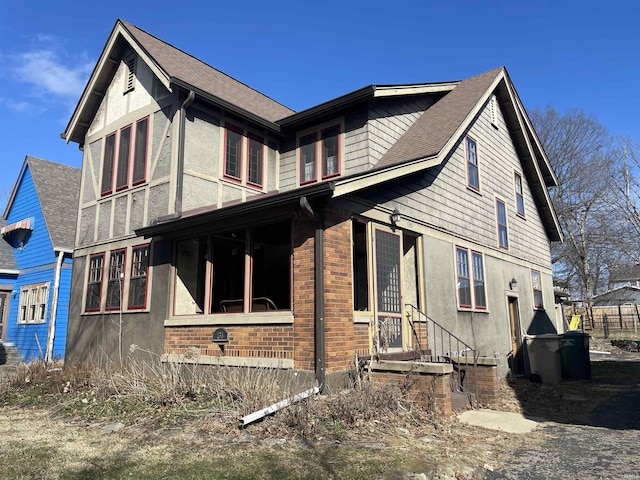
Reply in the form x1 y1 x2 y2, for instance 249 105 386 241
529 106 630 301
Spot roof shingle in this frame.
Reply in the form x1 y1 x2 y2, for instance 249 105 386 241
376 67 504 169
121 21 295 123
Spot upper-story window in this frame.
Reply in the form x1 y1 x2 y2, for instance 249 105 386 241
496 198 509 249
299 124 341 185
106 249 126 311
101 117 149 196
515 172 525 217
466 136 479 191
224 123 264 189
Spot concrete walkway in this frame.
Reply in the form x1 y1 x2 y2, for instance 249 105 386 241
458 409 546 434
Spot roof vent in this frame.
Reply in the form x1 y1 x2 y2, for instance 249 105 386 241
124 54 136 93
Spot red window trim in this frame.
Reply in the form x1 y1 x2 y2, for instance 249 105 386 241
321 125 341 180
101 133 117 196
471 250 487 310
105 248 127 312
455 247 473 309
115 124 133 192
299 132 318 185
85 253 105 312
132 117 149 186
246 132 264 189
128 243 150 310
224 123 243 182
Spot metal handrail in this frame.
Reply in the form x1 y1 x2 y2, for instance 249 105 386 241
405 304 479 405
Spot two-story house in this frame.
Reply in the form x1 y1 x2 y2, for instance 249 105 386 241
62 20 561 385
1 156 80 362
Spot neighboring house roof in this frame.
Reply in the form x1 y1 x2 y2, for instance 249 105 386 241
63 19 295 144
608 264 640 283
0 218 18 273
593 286 640 306
3 156 81 251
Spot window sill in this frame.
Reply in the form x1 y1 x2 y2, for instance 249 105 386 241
17 321 46 325
165 311 294 326
81 309 150 316
162 353 294 369
456 308 490 314
353 311 373 324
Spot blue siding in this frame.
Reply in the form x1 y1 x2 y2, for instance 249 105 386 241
6 168 56 269
4 166 72 361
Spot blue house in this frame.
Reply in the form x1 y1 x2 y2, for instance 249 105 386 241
1 156 80 362
0 219 19 342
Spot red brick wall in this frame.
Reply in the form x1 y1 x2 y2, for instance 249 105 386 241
164 325 294 360
454 361 499 404
292 214 316 370
371 371 452 415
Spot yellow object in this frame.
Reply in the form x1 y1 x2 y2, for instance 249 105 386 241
569 315 581 330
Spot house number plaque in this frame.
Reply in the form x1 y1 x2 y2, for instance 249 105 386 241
212 328 229 343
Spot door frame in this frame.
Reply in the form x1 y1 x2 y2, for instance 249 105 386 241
507 295 524 375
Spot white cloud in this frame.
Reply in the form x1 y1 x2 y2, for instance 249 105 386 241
13 49 93 98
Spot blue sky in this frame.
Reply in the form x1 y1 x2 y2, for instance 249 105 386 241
1 0 638 211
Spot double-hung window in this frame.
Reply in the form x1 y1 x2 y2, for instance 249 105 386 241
18 283 49 324
101 117 149 195
129 245 150 309
299 124 341 184
531 270 543 309
300 133 317 184
496 199 509 249
515 172 525 216
466 136 479 190
456 247 486 310
86 254 104 312
223 124 264 188
224 123 243 180
247 133 264 186
106 249 126 310
322 126 340 178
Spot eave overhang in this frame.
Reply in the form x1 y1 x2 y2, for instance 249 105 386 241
136 181 335 238
277 82 458 128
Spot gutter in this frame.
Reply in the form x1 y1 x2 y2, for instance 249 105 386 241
45 250 65 362
151 89 195 225
300 196 326 392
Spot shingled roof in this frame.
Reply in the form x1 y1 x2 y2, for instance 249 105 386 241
3 157 81 251
376 67 503 169
63 20 295 144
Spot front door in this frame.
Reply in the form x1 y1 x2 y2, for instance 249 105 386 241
508 296 524 374
373 228 403 352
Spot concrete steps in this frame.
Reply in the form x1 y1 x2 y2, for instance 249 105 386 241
0 342 22 366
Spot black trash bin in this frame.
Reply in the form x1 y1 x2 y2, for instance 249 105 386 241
560 331 591 380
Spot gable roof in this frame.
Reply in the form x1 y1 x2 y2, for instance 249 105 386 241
609 264 640 283
593 285 640 305
0 218 18 273
3 156 81 251
331 67 562 242
63 19 295 145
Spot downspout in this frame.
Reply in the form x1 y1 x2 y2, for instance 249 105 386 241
300 196 326 392
150 89 195 225
45 250 65 362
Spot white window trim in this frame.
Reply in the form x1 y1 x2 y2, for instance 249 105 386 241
18 282 50 324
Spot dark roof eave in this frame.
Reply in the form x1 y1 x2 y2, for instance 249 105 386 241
277 86 375 127
170 78 282 134
136 181 335 238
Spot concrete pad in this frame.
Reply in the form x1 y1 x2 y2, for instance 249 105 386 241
458 409 546 433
